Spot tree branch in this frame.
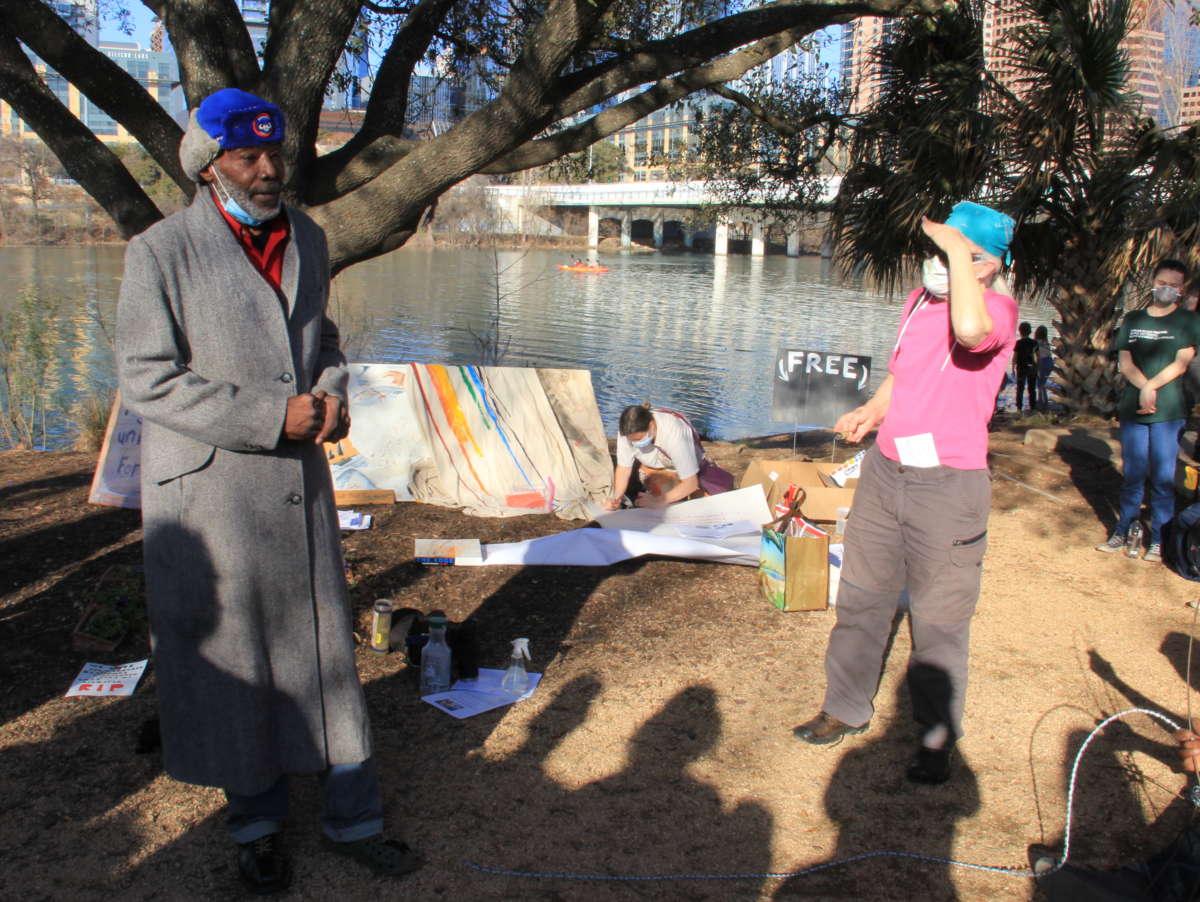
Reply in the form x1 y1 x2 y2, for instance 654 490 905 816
261 0 362 189
157 0 262 105
2 0 190 191
482 26 815 173
310 0 616 202
0 27 162 237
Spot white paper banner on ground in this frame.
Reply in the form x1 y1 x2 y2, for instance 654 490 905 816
467 486 771 567
90 365 613 520
587 485 772 537
67 660 148 697
422 668 542 718
472 528 762 567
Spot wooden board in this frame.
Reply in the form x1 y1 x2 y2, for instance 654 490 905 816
334 489 396 506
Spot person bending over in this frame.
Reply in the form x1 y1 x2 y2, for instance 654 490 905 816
603 405 732 510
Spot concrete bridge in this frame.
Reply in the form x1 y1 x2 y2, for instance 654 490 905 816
480 178 840 255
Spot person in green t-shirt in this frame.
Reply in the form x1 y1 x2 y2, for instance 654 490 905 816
1096 259 1200 563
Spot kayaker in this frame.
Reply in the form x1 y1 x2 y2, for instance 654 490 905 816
603 405 734 509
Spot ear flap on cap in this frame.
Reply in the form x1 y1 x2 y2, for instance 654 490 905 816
178 110 221 182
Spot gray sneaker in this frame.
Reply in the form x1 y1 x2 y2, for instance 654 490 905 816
1095 533 1126 553
1144 543 1162 563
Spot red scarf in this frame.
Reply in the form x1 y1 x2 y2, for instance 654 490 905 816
212 190 290 294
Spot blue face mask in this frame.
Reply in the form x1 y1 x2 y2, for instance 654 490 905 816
632 434 654 450
210 167 269 227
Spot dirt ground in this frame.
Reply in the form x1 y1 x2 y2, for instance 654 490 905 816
2 425 1199 902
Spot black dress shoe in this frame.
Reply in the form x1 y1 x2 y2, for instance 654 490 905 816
238 833 291 895
906 745 954 784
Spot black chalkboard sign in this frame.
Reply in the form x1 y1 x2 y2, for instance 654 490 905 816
772 350 872 427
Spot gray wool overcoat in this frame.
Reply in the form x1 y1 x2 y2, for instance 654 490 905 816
117 192 372 796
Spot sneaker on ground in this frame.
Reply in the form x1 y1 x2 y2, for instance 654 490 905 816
1144 543 1162 563
1095 533 1126 553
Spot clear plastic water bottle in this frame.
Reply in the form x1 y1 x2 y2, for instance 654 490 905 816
419 614 452 694
1126 522 1143 559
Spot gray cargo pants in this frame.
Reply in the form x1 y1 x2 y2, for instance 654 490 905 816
821 445 991 742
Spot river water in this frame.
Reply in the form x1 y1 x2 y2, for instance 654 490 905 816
0 245 1055 448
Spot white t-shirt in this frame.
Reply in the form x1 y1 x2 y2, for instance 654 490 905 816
615 410 701 479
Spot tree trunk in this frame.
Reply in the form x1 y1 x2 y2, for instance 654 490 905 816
1047 256 1124 417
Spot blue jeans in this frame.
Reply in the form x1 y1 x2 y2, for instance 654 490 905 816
1116 419 1184 545
225 758 384 844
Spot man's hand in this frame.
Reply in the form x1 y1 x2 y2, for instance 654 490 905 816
1177 724 1200 773
314 391 350 444
835 404 882 444
1138 385 1158 415
602 496 622 511
284 393 324 441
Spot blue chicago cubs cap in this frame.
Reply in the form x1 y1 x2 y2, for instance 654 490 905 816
195 88 285 150
945 201 1015 265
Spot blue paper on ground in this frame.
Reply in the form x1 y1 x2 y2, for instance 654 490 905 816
421 667 542 719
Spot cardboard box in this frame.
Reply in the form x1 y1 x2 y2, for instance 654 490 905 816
740 459 857 522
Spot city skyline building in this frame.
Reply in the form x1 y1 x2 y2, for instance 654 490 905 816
1 39 181 144
841 2 1195 126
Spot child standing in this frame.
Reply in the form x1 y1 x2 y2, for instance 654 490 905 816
1013 322 1039 411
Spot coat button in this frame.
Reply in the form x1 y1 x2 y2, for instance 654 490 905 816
280 373 293 383
288 493 302 504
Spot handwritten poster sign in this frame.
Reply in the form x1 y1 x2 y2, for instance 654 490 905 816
66 660 149 697
771 349 872 428
87 397 142 509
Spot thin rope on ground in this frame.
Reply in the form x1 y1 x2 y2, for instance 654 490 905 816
465 707 1194 884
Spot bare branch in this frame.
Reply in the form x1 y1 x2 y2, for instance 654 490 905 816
483 26 814 173
2 0 189 190
157 0 262 104
261 0 362 186
0 26 163 237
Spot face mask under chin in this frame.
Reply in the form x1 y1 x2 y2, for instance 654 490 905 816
210 168 281 226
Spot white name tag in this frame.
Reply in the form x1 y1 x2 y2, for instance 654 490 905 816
895 433 940 468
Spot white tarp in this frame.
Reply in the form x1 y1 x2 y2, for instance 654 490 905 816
90 364 613 520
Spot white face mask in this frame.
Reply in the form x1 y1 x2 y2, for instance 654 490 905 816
632 433 654 450
921 257 950 298
1151 284 1181 306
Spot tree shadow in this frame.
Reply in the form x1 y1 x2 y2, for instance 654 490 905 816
0 506 141 598
1031 650 1200 901
777 674 981 901
0 538 145 723
1057 443 1123 534
464 678 775 898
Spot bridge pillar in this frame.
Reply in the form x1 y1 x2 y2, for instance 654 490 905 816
751 222 765 256
787 230 801 257
653 214 664 249
587 207 599 248
683 228 695 249
714 221 729 256
620 212 632 249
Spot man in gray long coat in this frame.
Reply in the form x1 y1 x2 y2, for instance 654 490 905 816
117 88 419 894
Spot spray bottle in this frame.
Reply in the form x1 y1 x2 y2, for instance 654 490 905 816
500 637 531 696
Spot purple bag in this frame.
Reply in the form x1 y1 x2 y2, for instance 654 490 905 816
698 458 735 496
